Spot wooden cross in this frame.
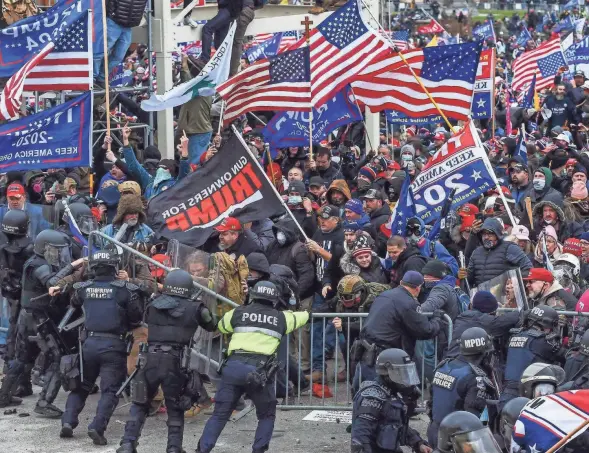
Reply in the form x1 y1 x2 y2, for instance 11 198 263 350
301 16 314 42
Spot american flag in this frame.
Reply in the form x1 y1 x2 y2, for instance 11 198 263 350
288 0 390 107
388 30 409 51
279 30 301 50
0 42 54 120
217 47 311 125
23 11 92 91
512 38 565 92
351 41 482 120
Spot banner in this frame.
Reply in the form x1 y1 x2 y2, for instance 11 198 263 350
146 135 285 247
0 92 92 172
109 63 134 87
385 110 442 125
471 48 495 119
410 121 496 224
0 0 89 77
417 19 445 34
262 86 362 148
473 21 495 41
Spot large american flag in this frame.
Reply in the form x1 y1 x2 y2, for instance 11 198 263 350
288 0 390 107
388 30 410 51
217 47 311 125
512 38 565 92
23 11 92 91
351 41 481 120
0 43 54 120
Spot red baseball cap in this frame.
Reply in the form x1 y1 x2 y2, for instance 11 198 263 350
433 132 446 141
7 183 25 199
522 268 554 284
215 217 242 232
458 203 479 217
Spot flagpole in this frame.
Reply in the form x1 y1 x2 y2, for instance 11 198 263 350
217 100 225 135
301 16 314 159
101 0 111 150
361 0 456 133
232 125 310 241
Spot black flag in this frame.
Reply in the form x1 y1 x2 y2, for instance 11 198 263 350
146 135 285 247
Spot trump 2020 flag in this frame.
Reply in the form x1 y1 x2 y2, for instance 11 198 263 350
471 48 495 120
516 28 532 47
0 92 92 172
409 121 496 225
387 173 416 236
146 134 285 247
473 21 495 41
141 22 236 112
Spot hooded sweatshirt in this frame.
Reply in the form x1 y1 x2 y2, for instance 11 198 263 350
524 166 564 207
326 179 352 210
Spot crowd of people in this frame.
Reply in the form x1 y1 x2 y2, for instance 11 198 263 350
5 0 589 453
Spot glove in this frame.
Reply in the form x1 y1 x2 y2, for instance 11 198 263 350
432 309 445 319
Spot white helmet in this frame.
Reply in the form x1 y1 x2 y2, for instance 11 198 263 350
554 253 580 277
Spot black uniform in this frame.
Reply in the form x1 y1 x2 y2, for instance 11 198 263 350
119 270 215 453
61 275 142 443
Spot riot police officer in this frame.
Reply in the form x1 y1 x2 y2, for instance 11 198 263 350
436 411 501 453
563 330 589 385
519 362 565 398
118 269 216 453
196 281 309 453
0 209 34 374
0 229 82 415
351 348 431 453
497 397 530 452
58 202 98 260
498 305 566 413
60 250 143 445
427 327 496 447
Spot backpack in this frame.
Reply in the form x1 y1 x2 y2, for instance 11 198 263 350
2 0 37 25
454 286 470 314
208 252 249 318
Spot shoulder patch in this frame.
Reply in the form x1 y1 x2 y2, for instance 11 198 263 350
359 382 389 400
73 281 93 290
110 280 126 288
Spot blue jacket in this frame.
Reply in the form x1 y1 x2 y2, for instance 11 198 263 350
0 203 51 239
121 146 191 199
101 223 154 245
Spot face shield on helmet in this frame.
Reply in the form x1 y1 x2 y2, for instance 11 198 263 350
44 243 71 267
451 427 502 453
383 361 420 387
533 382 556 398
77 214 98 236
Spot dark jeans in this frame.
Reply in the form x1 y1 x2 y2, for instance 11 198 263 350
230 6 255 75
276 335 309 398
201 7 231 62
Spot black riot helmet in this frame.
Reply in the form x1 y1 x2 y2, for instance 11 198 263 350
66 202 97 236
88 250 119 276
163 269 194 299
527 304 559 330
460 327 493 361
249 281 280 306
580 330 589 356
33 229 71 267
1 209 29 236
499 397 530 451
375 348 420 388
438 411 502 453
519 363 565 399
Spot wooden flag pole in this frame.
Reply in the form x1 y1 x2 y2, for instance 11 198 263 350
301 16 314 159
360 0 456 133
546 419 589 453
101 0 111 150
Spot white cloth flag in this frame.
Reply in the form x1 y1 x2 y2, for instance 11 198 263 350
141 22 236 112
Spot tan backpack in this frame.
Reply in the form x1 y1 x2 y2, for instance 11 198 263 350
208 252 249 318
2 0 38 25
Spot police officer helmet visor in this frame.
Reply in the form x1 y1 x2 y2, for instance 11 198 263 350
533 382 556 398
451 427 501 453
521 363 566 386
384 361 420 386
45 243 71 267
77 214 98 235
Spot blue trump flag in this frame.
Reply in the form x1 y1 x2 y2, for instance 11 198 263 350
245 32 283 63
473 21 495 41
0 92 92 172
515 133 528 165
516 28 532 47
521 73 537 109
389 172 416 236
0 0 97 77
110 63 134 87
262 85 362 149
565 36 589 65
555 15 575 33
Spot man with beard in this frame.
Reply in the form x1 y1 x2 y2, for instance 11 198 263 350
507 157 532 213
532 200 584 243
0 182 52 238
325 179 352 213
361 189 391 234
282 181 316 239
524 267 577 310
544 84 578 129
210 217 262 259
304 148 342 188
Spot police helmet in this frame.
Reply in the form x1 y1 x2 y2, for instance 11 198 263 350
375 348 420 387
88 250 119 275
499 397 530 450
33 229 71 267
162 269 194 298
519 363 565 399
437 411 485 453
527 304 559 330
460 327 493 357
337 275 367 308
1 209 29 236
67 202 97 235
249 281 280 306
580 330 589 356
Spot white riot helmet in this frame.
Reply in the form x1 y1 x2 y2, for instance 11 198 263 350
554 253 580 277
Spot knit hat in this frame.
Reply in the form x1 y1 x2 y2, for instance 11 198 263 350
358 166 377 182
345 199 364 215
287 180 306 195
571 181 589 200
342 220 362 232
400 144 415 157
472 291 499 314
564 238 583 257
143 145 162 161
401 270 424 288
541 225 558 242
372 157 389 172
351 235 373 258
421 260 450 279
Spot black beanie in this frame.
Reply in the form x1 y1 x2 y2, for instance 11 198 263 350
421 260 450 279
143 145 162 161
472 291 499 313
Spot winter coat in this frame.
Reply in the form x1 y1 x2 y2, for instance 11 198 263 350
467 218 532 287
325 179 352 210
368 203 391 234
532 200 585 243
106 0 148 28
266 218 315 299
304 162 343 188
389 246 429 287
339 251 389 284
533 280 578 310
312 224 345 294
420 276 460 322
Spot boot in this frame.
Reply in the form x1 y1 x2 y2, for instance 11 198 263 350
60 423 74 438
88 428 107 446
0 372 22 408
13 382 33 397
116 442 137 453
34 400 63 418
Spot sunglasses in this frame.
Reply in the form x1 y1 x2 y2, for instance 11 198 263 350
508 166 525 174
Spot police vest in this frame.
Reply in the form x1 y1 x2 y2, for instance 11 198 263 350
504 329 551 383
431 358 477 423
147 295 204 345
231 303 287 341
75 279 133 336
20 255 51 310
